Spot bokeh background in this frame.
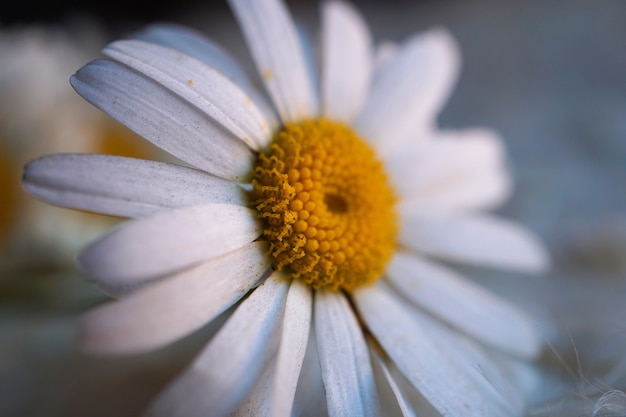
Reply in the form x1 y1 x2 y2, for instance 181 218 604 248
1 0 625 416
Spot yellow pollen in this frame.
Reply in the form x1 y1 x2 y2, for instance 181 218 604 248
251 119 397 291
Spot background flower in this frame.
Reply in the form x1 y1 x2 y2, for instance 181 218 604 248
0 22 158 266
0 20 162 417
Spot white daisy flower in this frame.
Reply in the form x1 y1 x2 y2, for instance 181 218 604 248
23 0 549 416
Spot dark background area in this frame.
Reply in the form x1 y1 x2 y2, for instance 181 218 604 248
1 0 432 27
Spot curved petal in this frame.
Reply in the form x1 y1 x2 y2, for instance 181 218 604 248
270 280 312 417
133 23 278 130
145 276 288 417
228 0 317 122
393 129 505 187
291 331 329 417
356 28 459 153
389 128 511 211
411 316 527 416
399 168 511 213
369 347 417 417
230 355 277 416
383 359 448 416
79 203 261 287
103 40 272 150
354 283 492 417
399 210 549 273
320 0 372 122
71 59 253 181
79 241 271 355
23 154 246 219
385 252 541 358
315 291 380 417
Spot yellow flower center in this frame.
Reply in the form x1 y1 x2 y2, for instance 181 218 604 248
251 119 397 291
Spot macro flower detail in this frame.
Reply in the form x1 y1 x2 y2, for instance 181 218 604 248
252 118 397 290
22 0 549 416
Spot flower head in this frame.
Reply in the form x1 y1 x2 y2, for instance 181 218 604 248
23 0 549 416
252 118 398 290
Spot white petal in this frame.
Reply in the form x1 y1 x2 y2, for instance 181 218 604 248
356 28 459 152
270 280 312 417
399 210 549 273
374 41 398 73
492 354 542 404
389 129 511 210
71 59 253 181
354 283 491 417
314 291 380 417
320 0 372 122
406 308 527 416
291 330 329 417
399 168 512 213
369 348 417 417
146 276 288 417
230 355 277 417
385 252 542 358
228 0 317 122
133 23 278 130
79 241 270 355
383 360 446 416
79 204 261 288
104 40 272 150
23 154 246 219
228 282 313 417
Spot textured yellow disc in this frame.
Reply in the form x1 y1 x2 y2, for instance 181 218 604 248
251 119 397 291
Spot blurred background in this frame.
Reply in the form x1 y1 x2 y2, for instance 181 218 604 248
1 0 625 416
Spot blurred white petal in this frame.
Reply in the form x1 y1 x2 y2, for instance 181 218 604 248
357 28 459 153
228 0 317 122
386 252 541 358
354 283 492 417
409 307 527 416
320 0 372 122
79 204 261 287
79 241 270 354
291 330 329 417
369 347 417 417
400 210 549 272
388 128 511 211
146 276 288 417
229 356 277 417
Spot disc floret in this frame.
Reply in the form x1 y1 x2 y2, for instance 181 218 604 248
251 119 397 291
